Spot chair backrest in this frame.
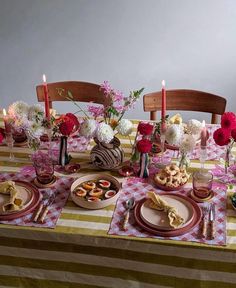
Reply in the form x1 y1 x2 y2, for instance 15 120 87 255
36 81 106 108
143 89 227 124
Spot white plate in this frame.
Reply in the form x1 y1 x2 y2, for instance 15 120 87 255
0 181 34 215
140 194 194 230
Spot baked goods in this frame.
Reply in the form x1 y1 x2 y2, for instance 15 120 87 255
154 164 190 188
0 181 23 212
73 179 117 201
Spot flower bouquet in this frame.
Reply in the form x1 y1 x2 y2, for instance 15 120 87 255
213 112 236 173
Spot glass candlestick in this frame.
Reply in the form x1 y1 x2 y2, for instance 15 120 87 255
155 132 167 168
5 132 15 161
199 146 207 172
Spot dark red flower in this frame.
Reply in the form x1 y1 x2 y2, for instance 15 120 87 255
136 138 152 153
66 113 80 127
213 128 231 146
59 117 75 136
231 128 236 141
0 131 3 144
138 122 153 135
221 112 236 130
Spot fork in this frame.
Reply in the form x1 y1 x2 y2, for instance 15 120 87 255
200 204 209 238
32 193 49 223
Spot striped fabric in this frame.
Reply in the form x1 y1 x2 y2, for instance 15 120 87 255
0 117 236 288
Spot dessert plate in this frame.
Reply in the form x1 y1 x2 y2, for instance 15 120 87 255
140 194 194 230
134 193 202 237
0 181 41 220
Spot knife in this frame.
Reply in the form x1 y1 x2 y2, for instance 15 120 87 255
208 203 215 240
38 194 56 223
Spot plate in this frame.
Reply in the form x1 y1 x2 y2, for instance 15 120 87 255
140 194 194 230
0 181 41 221
71 174 121 209
189 189 214 203
134 193 202 237
153 181 186 191
0 181 34 215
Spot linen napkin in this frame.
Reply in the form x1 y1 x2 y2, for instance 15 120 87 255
147 191 184 228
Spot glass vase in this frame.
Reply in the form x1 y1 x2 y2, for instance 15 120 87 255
59 136 71 167
137 153 149 178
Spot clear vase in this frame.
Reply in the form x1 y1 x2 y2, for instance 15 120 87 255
59 136 71 166
138 153 149 178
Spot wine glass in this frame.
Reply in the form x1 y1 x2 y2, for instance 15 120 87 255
5 132 15 161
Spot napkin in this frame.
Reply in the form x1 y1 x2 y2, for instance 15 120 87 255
0 181 23 212
147 191 184 228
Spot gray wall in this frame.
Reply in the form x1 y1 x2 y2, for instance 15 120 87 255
1 0 236 121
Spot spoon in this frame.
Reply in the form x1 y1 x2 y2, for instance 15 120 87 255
122 197 135 230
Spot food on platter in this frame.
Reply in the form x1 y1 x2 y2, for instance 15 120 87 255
0 181 23 212
146 191 184 228
73 179 117 202
154 164 190 189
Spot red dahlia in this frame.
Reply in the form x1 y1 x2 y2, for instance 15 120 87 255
221 112 236 130
213 128 231 146
59 119 75 136
136 138 152 153
138 122 153 136
66 113 80 127
231 128 236 141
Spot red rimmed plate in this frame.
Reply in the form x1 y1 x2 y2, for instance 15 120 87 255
134 193 202 237
140 194 194 230
0 181 41 220
153 181 187 191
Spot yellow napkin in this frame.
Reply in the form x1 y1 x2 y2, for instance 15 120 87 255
147 191 184 228
0 181 23 212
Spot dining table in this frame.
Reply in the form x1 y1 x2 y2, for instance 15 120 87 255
0 114 235 288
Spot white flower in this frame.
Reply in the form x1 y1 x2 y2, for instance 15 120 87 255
187 119 203 135
80 119 97 138
96 123 115 143
179 134 196 153
8 101 29 118
13 115 29 131
116 119 133 136
28 104 44 122
26 121 44 139
165 124 184 146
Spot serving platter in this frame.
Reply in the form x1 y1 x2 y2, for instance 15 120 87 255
0 181 41 220
134 193 202 237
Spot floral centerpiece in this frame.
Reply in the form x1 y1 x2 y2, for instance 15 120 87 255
64 81 144 169
213 112 236 173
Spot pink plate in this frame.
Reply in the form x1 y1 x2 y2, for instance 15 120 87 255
153 181 186 192
0 181 41 221
134 193 202 237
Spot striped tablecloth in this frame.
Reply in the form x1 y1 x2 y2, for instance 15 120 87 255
0 118 236 288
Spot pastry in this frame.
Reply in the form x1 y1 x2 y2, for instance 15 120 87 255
0 181 23 212
82 181 96 191
89 188 103 197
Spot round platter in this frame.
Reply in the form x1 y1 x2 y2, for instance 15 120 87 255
0 181 41 220
140 194 194 230
134 193 202 237
153 181 186 192
189 189 214 203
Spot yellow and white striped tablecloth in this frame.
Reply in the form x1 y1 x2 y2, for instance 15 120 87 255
0 119 236 288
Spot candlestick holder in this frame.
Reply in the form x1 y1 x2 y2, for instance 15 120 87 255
155 132 168 168
5 132 15 161
199 146 207 172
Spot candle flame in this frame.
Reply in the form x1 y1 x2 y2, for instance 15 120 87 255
202 120 205 127
42 74 47 83
162 80 165 87
3 109 6 116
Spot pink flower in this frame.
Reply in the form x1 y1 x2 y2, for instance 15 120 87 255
87 105 104 118
100 81 112 96
221 112 236 130
113 90 124 102
213 128 231 146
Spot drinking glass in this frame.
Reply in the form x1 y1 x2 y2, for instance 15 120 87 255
192 170 213 199
5 132 15 161
33 156 54 184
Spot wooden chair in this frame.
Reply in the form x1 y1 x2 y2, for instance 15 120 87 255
36 81 106 108
143 89 227 124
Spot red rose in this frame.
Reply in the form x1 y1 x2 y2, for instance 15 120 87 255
231 128 236 141
136 138 152 153
66 113 80 127
213 128 231 146
221 112 236 131
138 122 153 136
0 132 3 144
59 118 75 136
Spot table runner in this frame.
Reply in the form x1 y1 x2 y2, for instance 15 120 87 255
0 172 73 228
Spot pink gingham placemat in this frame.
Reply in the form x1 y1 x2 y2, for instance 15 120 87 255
0 172 74 229
108 178 227 246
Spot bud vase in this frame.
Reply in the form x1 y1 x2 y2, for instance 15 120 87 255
138 153 149 178
59 136 71 166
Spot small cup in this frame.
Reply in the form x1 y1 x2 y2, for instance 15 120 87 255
192 170 213 199
34 158 54 184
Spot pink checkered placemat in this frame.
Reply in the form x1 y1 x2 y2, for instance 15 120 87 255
0 172 74 229
157 125 226 161
108 178 227 246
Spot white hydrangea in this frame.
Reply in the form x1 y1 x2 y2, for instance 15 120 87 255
179 134 196 153
8 101 29 118
28 104 44 122
187 119 203 135
165 124 184 146
79 119 97 138
116 119 133 136
26 121 44 139
96 123 115 144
